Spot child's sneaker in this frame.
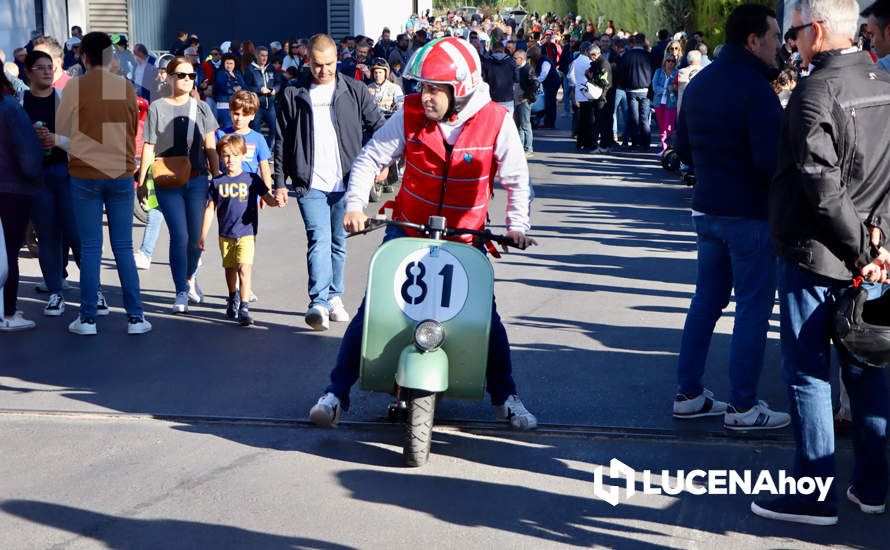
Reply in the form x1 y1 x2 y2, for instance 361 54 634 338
44 293 65 316
96 290 110 316
225 294 241 319
238 304 253 327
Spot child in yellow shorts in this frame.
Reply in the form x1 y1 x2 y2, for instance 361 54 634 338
199 134 276 326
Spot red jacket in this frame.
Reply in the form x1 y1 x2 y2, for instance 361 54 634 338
393 94 507 242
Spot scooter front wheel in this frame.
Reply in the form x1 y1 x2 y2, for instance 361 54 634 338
403 390 436 467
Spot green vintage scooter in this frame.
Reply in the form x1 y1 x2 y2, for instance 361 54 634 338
351 215 518 467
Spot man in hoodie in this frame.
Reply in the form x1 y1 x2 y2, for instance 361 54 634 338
307 36 539 432
482 39 518 114
244 46 281 148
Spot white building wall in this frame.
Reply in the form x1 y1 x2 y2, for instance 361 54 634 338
0 0 36 54
44 0 69 43
354 0 433 38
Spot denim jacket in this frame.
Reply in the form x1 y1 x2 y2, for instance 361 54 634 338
0 94 43 195
653 68 678 110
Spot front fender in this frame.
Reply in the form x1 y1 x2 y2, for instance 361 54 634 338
395 346 449 393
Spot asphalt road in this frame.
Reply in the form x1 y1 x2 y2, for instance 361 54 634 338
1 123 884 549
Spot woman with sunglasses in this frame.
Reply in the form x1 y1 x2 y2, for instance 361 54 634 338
213 54 244 127
652 53 679 153
137 57 220 313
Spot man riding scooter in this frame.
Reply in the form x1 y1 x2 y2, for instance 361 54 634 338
308 36 539 430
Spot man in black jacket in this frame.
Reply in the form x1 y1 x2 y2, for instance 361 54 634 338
619 34 654 150
273 34 384 331
752 0 890 526
482 39 518 114
243 47 281 149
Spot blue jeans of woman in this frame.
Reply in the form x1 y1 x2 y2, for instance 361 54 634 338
216 108 232 129
779 259 888 505
139 207 165 257
70 177 143 319
30 162 80 294
325 225 518 410
613 89 628 142
155 175 208 294
297 188 346 309
676 215 776 410
514 101 534 153
0 193 32 317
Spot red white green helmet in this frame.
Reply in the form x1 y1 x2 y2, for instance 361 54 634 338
404 37 482 98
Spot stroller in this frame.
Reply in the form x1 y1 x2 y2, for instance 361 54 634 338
660 131 695 186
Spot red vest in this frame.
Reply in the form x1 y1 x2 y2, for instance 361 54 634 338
392 93 507 243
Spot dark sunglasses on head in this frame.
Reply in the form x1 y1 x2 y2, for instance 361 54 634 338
173 72 197 80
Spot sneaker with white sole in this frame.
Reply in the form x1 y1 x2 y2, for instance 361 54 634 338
724 401 791 431
172 291 189 314
44 293 65 317
0 311 37 332
127 316 152 335
309 392 341 427
133 250 152 270
751 496 838 526
495 395 538 430
329 296 350 323
96 290 110 316
847 485 886 514
187 278 204 304
673 388 728 419
68 316 97 335
305 305 330 331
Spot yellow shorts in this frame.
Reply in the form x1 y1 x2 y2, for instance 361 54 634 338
219 235 255 268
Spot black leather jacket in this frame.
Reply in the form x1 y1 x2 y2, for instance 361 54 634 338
770 50 890 281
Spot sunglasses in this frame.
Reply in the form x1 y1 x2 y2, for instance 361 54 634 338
173 72 197 80
786 21 819 41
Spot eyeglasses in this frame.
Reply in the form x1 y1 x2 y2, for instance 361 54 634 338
172 72 197 80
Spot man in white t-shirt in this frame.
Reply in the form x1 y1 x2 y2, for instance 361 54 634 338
273 34 385 330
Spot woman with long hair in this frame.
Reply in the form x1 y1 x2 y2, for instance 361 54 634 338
652 53 679 152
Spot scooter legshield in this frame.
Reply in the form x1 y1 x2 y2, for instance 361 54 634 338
396 346 449 393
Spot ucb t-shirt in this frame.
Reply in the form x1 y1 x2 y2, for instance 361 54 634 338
207 172 268 238
215 128 270 173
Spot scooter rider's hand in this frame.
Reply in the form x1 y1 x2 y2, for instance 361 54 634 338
505 231 538 252
344 211 370 234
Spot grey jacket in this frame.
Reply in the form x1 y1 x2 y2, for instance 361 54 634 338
0 94 43 195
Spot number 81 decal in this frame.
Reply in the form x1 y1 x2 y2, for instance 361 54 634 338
394 248 469 322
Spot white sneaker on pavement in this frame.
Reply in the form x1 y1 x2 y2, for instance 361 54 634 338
187 278 204 304
329 297 350 323
44 293 65 317
0 311 36 332
68 316 97 335
133 250 152 270
309 392 341 427
305 305 330 331
172 291 189 314
127 316 152 335
673 388 728 419
724 401 791 431
495 395 538 430
96 290 110 316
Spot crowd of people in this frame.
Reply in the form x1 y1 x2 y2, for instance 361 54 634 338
2 0 890 527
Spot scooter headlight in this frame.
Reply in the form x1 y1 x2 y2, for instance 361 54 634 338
414 320 445 352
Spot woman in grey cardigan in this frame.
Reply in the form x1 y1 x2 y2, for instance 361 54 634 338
0 69 43 331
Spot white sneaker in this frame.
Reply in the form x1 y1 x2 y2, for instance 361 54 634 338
495 395 538 430
305 305 330 331
187 278 204 304
68 316 97 335
329 296 350 323
724 401 791 431
673 388 728 419
44 293 66 317
127 316 152 335
172 291 189 314
133 250 152 270
0 311 36 332
309 392 341 427
96 290 110 316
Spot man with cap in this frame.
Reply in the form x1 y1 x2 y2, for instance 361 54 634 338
863 0 890 72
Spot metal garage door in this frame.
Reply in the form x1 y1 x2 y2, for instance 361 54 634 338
88 0 129 36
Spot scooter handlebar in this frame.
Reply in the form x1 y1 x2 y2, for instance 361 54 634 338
352 218 519 248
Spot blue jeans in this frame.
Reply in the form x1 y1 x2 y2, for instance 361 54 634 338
139 207 165 257
155 176 208 293
514 101 534 152
627 91 651 148
779 259 888 505
30 163 80 294
326 225 517 410
613 89 628 141
250 105 276 149
297 188 346 309
70 177 143 319
562 74 572 113
677 215 776 410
